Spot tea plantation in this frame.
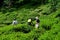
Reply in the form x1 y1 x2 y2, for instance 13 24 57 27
0 0 60 40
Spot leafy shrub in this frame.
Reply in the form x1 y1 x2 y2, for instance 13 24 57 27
12 24 33 33
42 24 51 30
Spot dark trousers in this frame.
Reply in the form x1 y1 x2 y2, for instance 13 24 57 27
28 22 31 25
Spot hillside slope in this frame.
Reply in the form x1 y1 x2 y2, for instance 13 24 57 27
0 1 60 40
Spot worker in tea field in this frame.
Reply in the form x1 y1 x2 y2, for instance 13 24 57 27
28 18 32 26
35 16 40 28
12 18 18 25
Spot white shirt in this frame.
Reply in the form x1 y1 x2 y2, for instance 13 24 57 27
12 20 18 25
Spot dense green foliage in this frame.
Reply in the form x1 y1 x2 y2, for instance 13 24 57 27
0 0 60 40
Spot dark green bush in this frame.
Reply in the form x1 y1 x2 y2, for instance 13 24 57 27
42 24 51 30
12 24 33 33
